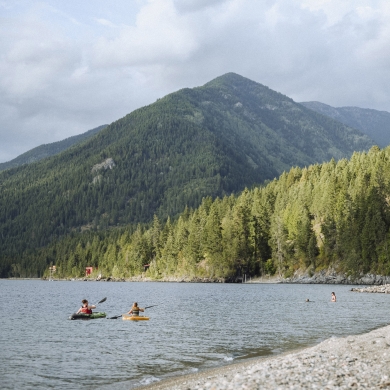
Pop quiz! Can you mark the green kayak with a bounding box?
[69,312,106,320]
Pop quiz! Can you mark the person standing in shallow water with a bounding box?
[128,302,144,316]
[331,292,336,302]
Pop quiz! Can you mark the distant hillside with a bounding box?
[0,73,375,277]
[0,125,108,171]
[34,146,390,282]
[300,101,390,148]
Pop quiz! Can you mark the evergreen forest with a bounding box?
[0,73,377,278]
[6,146,390,281]
[301,101,390,149]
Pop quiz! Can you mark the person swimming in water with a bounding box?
[331,292,336,302]
[127,302,145,317]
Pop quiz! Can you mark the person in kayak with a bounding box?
[76,299,96,314]
[127,302,144,317]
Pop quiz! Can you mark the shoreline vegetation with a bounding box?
[140,325,390,390]
[5,147,390,283]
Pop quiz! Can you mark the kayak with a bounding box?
[69,312,107,320]
[122,314,149,321]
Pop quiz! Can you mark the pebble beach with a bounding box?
[142,324,390,389]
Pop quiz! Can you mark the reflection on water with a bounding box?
[1,280,389,389]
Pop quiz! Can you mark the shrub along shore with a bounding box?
[141,325,390,390]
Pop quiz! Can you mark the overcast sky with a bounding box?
[1,0,390,163]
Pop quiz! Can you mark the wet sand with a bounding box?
[140,324,390,389]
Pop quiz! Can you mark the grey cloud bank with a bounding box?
[1,0,390,163]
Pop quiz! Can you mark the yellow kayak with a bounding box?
[122,314,150,321]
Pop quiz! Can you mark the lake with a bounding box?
[1,279,389,389]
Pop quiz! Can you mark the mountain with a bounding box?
[0,125,108,172]
[300,101,390,148]
[35,146,390,282]
[0,72,375,277]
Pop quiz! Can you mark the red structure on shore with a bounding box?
[85,267,94,276]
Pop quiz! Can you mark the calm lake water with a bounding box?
[1,279,390,389]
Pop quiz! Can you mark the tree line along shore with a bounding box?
[5,146,390,282]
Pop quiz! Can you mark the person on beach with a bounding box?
[76,299,96,314]
[331,292,336,302]
[128,302,144,317]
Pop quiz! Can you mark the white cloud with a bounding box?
[92,1,199,68]
[95,18,118,28]
[1,0,390,162]
[173,0,229,13]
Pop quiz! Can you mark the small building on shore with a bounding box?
[85,267,94,276]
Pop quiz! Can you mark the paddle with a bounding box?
[94,297,107,306]
[107,315,122,319]
[107,304,158,319]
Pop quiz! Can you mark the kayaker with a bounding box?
[76,299,96,314]
[128,302,144,317]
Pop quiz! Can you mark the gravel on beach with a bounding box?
[142,325,390,389]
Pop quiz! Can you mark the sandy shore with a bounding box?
[140,325,390,389]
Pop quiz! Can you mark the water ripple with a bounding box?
[1,280,389,389]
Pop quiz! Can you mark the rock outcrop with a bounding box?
[280,270,390,285]
[351,284,390,293]
[91,158,115,174]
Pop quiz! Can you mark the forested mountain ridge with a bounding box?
[0,72,375,277]
[196,74,373,171]
[24,146,390,281]
[300,101,390,148]
[0,125,108,172]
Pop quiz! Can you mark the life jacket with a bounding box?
[131,307,140,316]
[80,306,92,314]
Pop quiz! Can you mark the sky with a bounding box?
[1,0,390,163]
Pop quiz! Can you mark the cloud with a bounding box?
[94,18,118,28]
[1,0,390,162]
[92,1,199,68]
[173,0,229,13]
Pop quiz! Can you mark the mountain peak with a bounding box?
[202,73,294,108]
[0,73,375,277]
[204,72,265,89]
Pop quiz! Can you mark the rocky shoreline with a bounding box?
[40,269,390,285]
[42,276,227,283]
[141,325,390,389]
[280,270,390,285]
[351,284,390,293]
